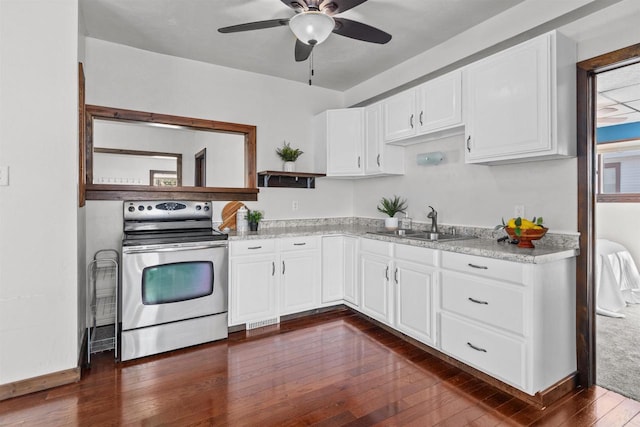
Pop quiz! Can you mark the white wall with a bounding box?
[596,203,640,268]
[352,137,578,232]
[0,0,79,384]
[83,38,353,259]
[346,0,640,233]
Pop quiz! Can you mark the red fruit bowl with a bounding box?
[504,227,548,248]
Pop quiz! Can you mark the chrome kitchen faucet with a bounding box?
[427,206,438,233]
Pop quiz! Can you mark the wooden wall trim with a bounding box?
[78,63,86,207]
[0,367,80,401]
[575,42,640,389]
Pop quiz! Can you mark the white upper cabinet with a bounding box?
[383,70,464,145]
[463,31,576,164]
[383,90,418,142]
[316,108,364,176]
[417,70,463,134]
[364,103,404,175]
[314,107,403,178]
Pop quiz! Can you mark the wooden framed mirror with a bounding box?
[83,105,258,202]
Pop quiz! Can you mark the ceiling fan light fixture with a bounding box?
[289,11,335,45]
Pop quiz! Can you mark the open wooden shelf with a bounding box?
[257,171,326,189]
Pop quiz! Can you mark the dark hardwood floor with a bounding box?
[2,308,640,426]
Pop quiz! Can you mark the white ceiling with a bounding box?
[597,62,640,127]
[79,0,526,91]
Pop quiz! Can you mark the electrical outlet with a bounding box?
[514,204,525,218]
[0,166,8,186]
[292,200,299,211]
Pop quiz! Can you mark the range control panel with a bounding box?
[123,201,212,221]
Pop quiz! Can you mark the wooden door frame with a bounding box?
[576,43,640,388]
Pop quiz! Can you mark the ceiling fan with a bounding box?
[218,0,392,63]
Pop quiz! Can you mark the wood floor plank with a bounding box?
[1,310,638,426]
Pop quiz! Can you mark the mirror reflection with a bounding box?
[92,119,245,188]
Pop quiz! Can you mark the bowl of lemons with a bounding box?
[498,217,547,248]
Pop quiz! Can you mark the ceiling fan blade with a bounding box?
[332,17,391,44]
[281,1,309,12]
[295,39,314,62]
[320,0,369,15]
[218,18,289,33]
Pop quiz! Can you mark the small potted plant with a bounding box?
[276,141,304,172]
[377,195,408,230]
[247,209,263,231]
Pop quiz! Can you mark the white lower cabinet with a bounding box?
[359,238,437,346]
[360,246,393,325]
[321,235,359,307]
[230,233,576,398]
[229,237,320,326]
[438,251,576,395]
[279,237,321,316]
[394,256,436,346]
[229,239,278,326]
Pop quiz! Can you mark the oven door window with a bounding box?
[142,261,213,305]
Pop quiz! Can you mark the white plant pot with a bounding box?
[385,217,399,230]
[283,161,295,172]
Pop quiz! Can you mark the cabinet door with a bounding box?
[326,109,364,175]
[383,90,417,142]
[360,252,392,325]
[321,236,344,303]
[343,236,359,306]
[364,103,383,174]
[229,254,277,326]
[280,250,320,316]
[417,70,462,133]
[394,259,436,346]
[365,103,405,175]
[464,35,551,163]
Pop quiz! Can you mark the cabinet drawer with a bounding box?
[230,239,276,256]
[395,244,437,267]
[440,314,525,389]
[441,272,525,335]
[360,238,392,256]
[279,236,319,252]
[441,251,524,283]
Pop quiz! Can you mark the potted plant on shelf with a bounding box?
[247,210,263,231]
[276,141,304,172]
[377,195,407,231]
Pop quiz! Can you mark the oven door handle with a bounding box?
[123,242,228,254]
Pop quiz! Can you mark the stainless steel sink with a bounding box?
[367,229,476,242]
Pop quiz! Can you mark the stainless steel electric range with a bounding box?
[120,201,228,361]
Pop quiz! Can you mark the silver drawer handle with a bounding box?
[248,246,262,250]
[468,297,488,305]
[468,263,488,270]
[293,242,306,246]
[467,342,487,353]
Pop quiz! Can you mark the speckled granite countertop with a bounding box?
[226,223,578,264]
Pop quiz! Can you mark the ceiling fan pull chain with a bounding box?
[308,51,314,86]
